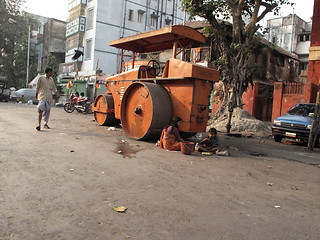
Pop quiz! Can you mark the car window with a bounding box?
[18,89,35,93]
[288,104,315,116]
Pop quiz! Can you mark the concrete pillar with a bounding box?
[310,0,320,47]
[272,82,284,122]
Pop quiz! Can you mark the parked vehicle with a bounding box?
[0,78,10,102]
[64,93,90,114]
[10,88,38,104]
[91,25,219,140]
[272,103,319,146]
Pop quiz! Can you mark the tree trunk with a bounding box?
[212,42,254,129]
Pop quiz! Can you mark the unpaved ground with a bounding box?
[0,102,319,240]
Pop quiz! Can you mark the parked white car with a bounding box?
[10,88,38,104]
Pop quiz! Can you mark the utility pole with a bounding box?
[26,25,31,88]
[307,82,320,150]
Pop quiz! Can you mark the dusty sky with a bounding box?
[23,0,68,21]
[269,0,314,22]
[23,0,314,23]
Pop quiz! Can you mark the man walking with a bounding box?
[35,67,60,131]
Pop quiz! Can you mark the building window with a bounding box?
[299,34,311,42]
[138,11,144,23]
[299,62,309,74]
[68,0,86,11]
[128,9,134,21]
[272,37,277,44]
[32,24,39,31]
[305,34,310,41]
[87,7,94,29]
[299,35,304,42]
[151,15,158,27]
[165,18,172,26]
[85,39,92,60]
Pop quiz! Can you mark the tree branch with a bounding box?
[205,13,229,50]
[244,0,261,35]
[257,2,278,22]
[238,0,247,9]
[225,0,236,8]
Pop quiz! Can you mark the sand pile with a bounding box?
[207,108,272,137]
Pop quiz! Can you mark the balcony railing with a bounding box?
[283,82,305,95]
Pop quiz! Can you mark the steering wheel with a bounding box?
[147,60,161,77]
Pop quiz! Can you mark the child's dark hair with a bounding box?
[209,127,217,135]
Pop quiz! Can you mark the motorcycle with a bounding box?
[64,94,90,114]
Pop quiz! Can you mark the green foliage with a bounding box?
[181,0,293,107]
[29,62,38,82]
[182,0,293,21]
[13,34,28,88]
[45,52,58,83]
[0,0,31,88]
[45,52,58,70]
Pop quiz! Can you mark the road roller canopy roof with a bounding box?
[109,25,206,53]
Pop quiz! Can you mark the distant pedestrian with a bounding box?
[35,67,60,131]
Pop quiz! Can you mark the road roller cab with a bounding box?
[91,25,220,140]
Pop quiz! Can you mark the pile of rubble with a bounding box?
[207,108,272,137]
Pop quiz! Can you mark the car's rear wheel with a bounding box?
[274,135,283,142]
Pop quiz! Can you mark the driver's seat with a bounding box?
[137,65,157,79]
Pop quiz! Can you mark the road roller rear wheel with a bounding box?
[93,94,120,126]
[120,82,172,140]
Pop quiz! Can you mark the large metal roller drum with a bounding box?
[120,82,172,140]
[93,94,120,126]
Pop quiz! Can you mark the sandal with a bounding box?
[36,126,40,131]
[44,124,50,129]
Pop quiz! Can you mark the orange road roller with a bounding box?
[91,25,220,140]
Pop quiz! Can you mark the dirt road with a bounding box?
[0,102,319,240]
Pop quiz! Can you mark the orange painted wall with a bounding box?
[307,58,320,90]
[242,83,258,116]
[271,82,316,121]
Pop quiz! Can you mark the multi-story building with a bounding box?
[27,14,66,74]
[264,14,312,75]
[42,19,67,70]
[61,0,187,76]
[27,13,49,72]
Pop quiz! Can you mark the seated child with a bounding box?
[198,127,219,153]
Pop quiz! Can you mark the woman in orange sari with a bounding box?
[159,116,184,151]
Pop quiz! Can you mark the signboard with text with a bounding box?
[66,16,86,37]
